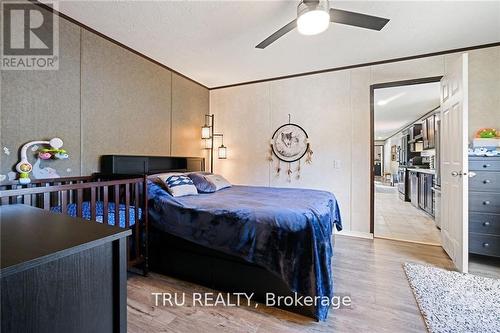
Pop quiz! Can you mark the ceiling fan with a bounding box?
[256,0,390,49]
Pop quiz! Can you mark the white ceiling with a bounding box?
[374,82,441,140]
[52,1,500,88]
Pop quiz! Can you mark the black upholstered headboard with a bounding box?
[100,155,205,175]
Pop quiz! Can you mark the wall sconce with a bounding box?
[201,114,228,172]
[218,144,227,159]
[201,126,211,139]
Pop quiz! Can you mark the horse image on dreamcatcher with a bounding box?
[268,115,313,182]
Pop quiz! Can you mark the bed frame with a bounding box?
[101,155,317,319]
[0,174,148,274]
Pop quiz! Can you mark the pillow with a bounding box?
[162,175,198,197]
[188,173,231,193]
[148,172,182,188]
[149,172,183,181]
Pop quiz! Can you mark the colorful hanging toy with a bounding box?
[15,138,68,184]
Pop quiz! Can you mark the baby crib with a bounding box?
[0,174,148,274]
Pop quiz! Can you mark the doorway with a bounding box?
[370,76,443,245]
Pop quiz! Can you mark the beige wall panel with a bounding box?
[171,73,209,158]
[371,55,445,84]
[269,72,352,229]
[349,67,372,233]
[0,17,81,178]
[210,47,500,234]
[80,30,172,174]
[211,83,271,186]
[467,47,500,140]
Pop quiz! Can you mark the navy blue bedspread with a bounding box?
[148,181,342,320]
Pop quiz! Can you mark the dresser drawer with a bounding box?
[469,192,500,213]
[469,233,500,257]
[469,159,500,172]
[469,213,500,235]
[469,171,500,192]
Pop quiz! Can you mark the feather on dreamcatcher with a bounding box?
[268,115,313,182]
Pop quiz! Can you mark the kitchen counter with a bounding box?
[407,168,436,175]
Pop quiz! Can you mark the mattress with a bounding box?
[147,181,342,320]
[51,201,141,228]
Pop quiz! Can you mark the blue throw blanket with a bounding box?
[148,181,342,320]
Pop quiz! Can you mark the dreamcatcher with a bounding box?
[267,115,313,182]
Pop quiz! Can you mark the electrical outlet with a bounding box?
[333,160,341,169]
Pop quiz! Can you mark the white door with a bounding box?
[440,53,469,273]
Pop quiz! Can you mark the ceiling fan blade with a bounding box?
[256,19,297,49]
[330,8,389,31]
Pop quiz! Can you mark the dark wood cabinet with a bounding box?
[422,115,436,150]
[0,205,131,333]
[409,170,434,216]
[419,173,434,216]
[427,115,436,149]
[409,124,422,142]
[410,171,419,207]
[422,119,428,148]
[419,173,426,210]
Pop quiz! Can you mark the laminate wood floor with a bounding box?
[127,236,498,333]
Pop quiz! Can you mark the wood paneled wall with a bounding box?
[210,46,500,235]
[1,5,209,178]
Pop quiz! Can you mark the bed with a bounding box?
[148,182,342,320]
[101,155,342,321]
[0,174,148,273]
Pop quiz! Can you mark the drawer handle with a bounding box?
[483,164,491,168]
[483,179,491,184]
[482,243,490,248]
[483,221,490,227]
[483,201,490,205]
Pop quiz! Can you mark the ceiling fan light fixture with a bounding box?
[297,0,330,36]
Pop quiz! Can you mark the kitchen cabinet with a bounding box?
[399,132,408,165]
[422,119,427,148]
[419,173,434,216]
[409,124,422,142]
[410,171,419,207]
[427,115,436,148]
[408,170,435,216]
[422,115,436,150]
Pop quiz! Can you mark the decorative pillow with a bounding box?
[148,172,182,188]
[188,172,215,193]
[163,175,198,197]
[149,172,182,181]
[188,172,231,193]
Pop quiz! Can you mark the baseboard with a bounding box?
[334,230,374,240]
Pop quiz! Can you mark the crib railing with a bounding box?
[0,175,148,274]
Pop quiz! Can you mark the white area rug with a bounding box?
[403,263,500,333]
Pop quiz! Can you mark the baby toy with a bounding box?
[15,138,68,184]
